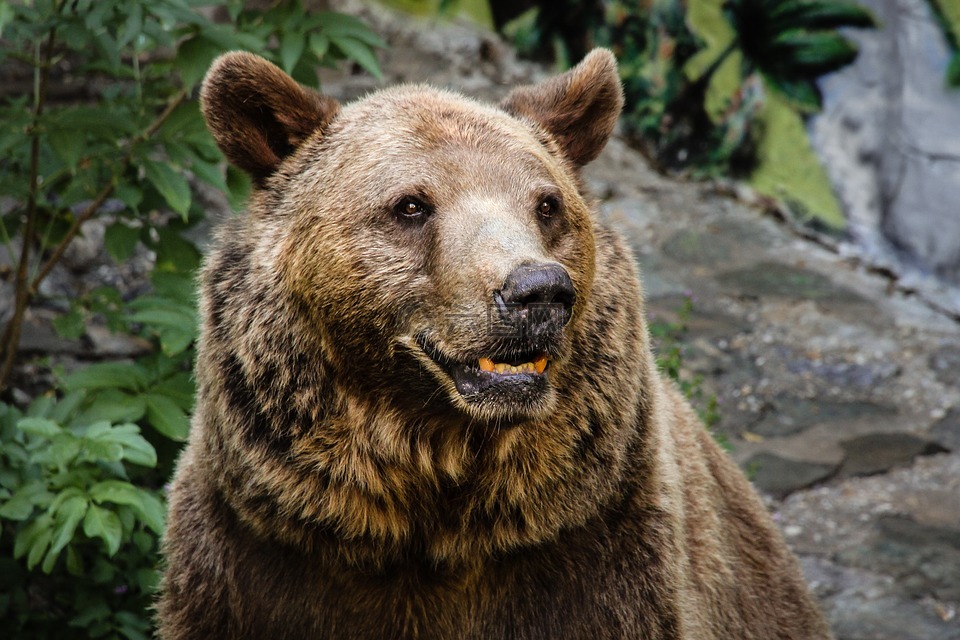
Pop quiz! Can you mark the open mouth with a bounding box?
[416,335,551,404]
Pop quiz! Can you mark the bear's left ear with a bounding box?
[500,48,624,168]
[200,52,340,188]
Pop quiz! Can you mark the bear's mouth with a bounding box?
[415,334,551,405]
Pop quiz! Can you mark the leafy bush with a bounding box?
[0,1,383,637]
[501,0,873,180]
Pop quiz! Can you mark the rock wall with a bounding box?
[810,0,960,315]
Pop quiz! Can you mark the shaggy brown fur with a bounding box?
[157,49,833,639]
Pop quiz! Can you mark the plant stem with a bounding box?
[0,26,58,392]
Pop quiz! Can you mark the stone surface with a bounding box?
[810,0,960,315]
[743,451,838,498]
[838,433,949,478]
[753,397,898,438]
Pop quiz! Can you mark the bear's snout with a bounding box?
[494,262,575,339]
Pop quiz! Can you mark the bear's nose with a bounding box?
[496,263,576,333]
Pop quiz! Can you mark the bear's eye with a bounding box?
[537,196,560,220]
[394,196,430,221]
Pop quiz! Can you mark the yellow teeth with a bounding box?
[477,355,549,375]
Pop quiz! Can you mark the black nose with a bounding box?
[497,263,576,333]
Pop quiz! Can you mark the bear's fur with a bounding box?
[157,49,833,639]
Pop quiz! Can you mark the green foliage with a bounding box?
[503,0,873,209]
[926,0,960,88]
[648,297,722,435]
[0,0,384,637]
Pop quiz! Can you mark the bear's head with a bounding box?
[201,49,623,425]
[197,50,654,563]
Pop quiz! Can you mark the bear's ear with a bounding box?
[200,52,340,187]
[500,48,623,167]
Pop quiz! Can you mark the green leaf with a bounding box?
[89,480,143,507]
[49,495,89,560]
[83,504,123,556]
[62,362,149,393]
[329,35,383,79]
[145,393,190,441]
[23,520,54,570]
[316,11,388,48]
[52,306,86,340]
[18,417,62,438]
[762,73,823,112]
[280,30,307,73]
[73,389,147,426]
[143,159,191,220]
[0,481,51,521]
[769,0,876,33]
[14,514,51,560]
[36,432,82,467]
[90,481,165,535]
[769,31,859,75]
[0,2,14,35]
[105,222,141,262]
[90,423,158,468]
[176,35,222,90]
[133,491,165,535]
[48,390,87,424]
[948,52,960,88]
[48,128,86,170]
[66,544,84,576]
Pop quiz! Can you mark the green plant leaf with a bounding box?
[133,491,165,535]
[90,423,158,468]
[18,417,62,438]
[280,30,307,72]
[143,159,191,220]
[48,390,87,424]
[0,483,46,521]
[145,393,189,441]
[49,495,89,562]
[329,35,383,79]
[83,504,123,556]
[769,0,876,32]
[769,31,858,75]
[105,222,141,262]
[52,305,86,340]
[317,11,388,48]
[73,389,147,425]
[62,362,149,393]
[762,73,823,112]
[948,52,960,88]
[48,127,86,170]
[176,35,222,90]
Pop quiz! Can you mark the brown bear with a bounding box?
[157,49,833,639]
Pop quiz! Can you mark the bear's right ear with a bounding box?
[500,48,623,168]
[200,52,340,187]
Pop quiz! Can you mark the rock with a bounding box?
[931,407,960,451]
[929,344,960,388]
[836,514,960,604]
[810,0,960,315]
[783,351,900,390]
[743,451,838,498]
[838,433,949,478]
[717,262,867,304]
[754,396,898,438]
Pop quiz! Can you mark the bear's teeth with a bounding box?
[477,356,548,375]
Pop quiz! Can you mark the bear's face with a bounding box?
[201,50,623,425]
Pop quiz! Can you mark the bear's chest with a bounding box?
[229,517,681,640]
